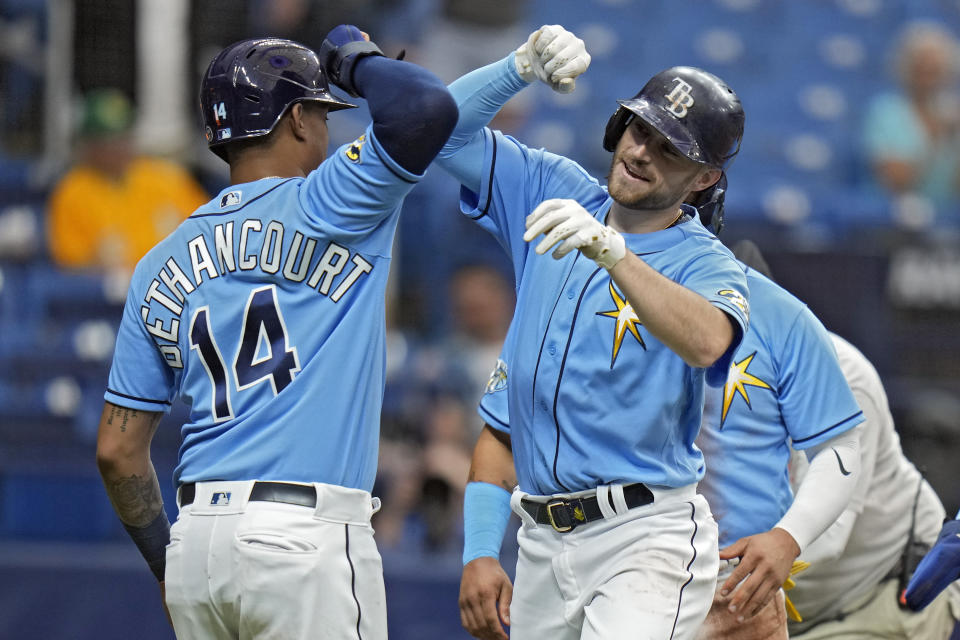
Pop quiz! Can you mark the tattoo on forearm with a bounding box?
[107,473,164,527]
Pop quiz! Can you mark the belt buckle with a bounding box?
[546,500,574,533]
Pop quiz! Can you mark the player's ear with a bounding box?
[693,167,721,192]
[288,103,309,142]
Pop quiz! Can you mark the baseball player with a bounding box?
[94,27,457,639]
[691,239,864,639]
[476,234,865,640]
[781,330,960,637]
[436,26,750,640]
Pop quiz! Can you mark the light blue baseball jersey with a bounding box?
[105,127,419,491]
[463,128,750,495]
[696,265,864,547]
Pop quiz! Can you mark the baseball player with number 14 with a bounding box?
[95,26,457,639]
[435,25,750,640]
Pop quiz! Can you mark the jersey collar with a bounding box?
[601,200,702,254]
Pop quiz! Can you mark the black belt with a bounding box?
[179,481,317,508]
[520,483,654,533]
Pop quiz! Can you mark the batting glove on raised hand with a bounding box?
[318,24,383,97]
[514,25,590,93]
[523,199,626,269]
[904,519,960,611]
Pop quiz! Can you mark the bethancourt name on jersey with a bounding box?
[140,218,373,368]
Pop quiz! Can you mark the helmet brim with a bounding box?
[313,91,356,112]
[617,97,708,166]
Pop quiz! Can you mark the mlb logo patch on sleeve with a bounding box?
[220,191,242,208]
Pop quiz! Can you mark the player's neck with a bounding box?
[230,159,307,185]
[607,202,685,235]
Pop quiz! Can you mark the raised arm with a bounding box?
[436,25,591,192]
[320,25,459,175]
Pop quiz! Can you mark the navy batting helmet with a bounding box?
[604,66,744,234]
[602,66,744,169]
[200,38,356,161]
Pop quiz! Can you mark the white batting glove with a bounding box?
[523,199,626,269]
[514,25,591,93]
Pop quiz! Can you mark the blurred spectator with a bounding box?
[420,393,474,549]
[45,88,208,274]
[438,263,515,409]
[862,21,960,222]
[375,263,513,553]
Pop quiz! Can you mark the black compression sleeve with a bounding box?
[123,510,171,582]
[352,56,458,176]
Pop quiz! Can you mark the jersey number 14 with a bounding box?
[189,286,301,422]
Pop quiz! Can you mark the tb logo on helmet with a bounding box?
[664,78,695,118]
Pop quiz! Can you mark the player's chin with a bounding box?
[610,189,658,211]
[609,176,655,207]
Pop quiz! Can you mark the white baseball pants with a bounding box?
[508,483,719,640]
[164,480,386,640]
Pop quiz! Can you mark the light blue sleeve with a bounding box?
[433,53,608,281]
[437,54,530,193]
[105,271,177,412]
[778,308,865,448]
[458,129,608,283]
[478,356,510,435]
[300,126,420,243]
[678,250,751,386]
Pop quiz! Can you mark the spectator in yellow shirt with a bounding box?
[47,89,208,273]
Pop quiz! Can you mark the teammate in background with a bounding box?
[437,25,751,640]
[95,27,457,639]
[753,260,960,637]
[692,239,864,639]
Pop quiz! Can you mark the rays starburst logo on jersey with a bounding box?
[345,134,366,163]
[721,351,772,426]
[597,281,645,368]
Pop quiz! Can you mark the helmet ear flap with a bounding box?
[603,107,632,152]
[686,173,727,235]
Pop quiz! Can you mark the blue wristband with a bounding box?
[463,482,512,565]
